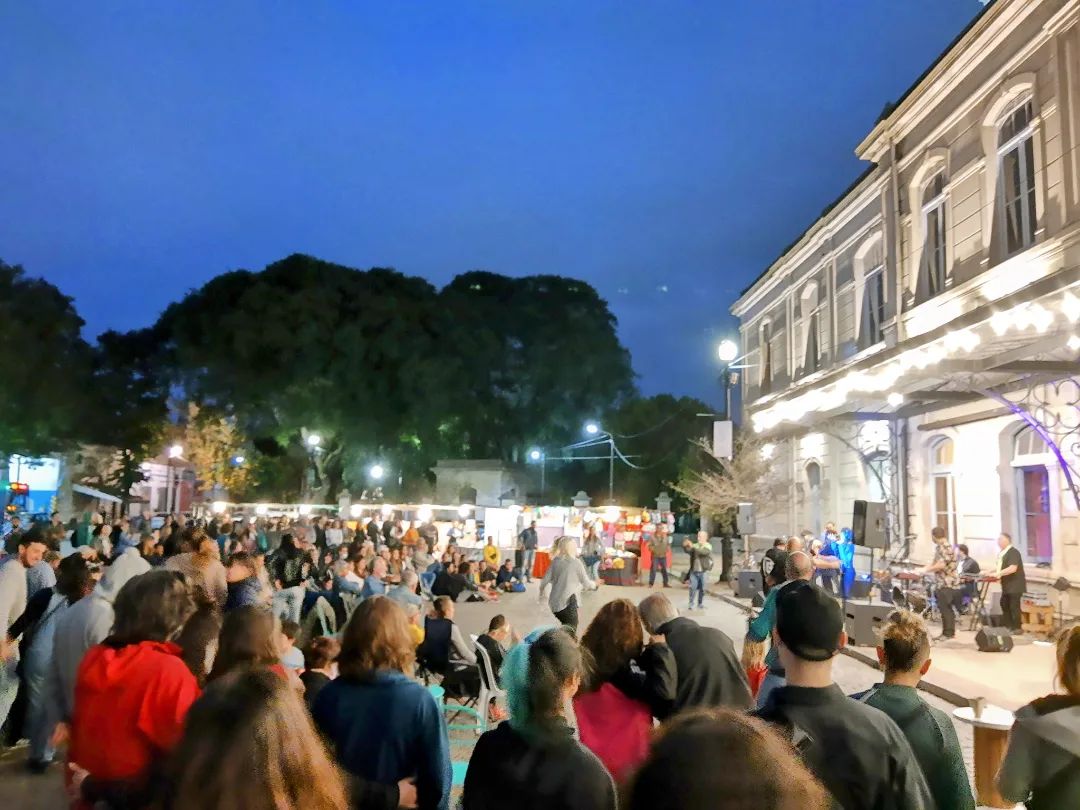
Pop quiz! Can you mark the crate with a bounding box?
[1021,602,1055,637]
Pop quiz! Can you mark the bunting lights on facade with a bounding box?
[751,290,1080,433]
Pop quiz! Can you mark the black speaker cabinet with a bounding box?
[844,602,895,647]
[736,569,763,600]
[975,627,1013,652]
[852,500,888,550]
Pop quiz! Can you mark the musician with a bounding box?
[994,532,1026,633]
[956,544,980,606]
[915,527,960,641]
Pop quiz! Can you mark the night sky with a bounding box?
[2,2,982,406]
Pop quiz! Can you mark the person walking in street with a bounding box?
[997,623,1080,807]
[853,610,974,810]
[538,536,598,634]
[682,531,713,611]
[916,526,961,640]
[0,530,50,731]
[747,551,814,708]
[755,581,934,810]
[647,524,671,588]
[638,592,752,718]
[271,534,307,625]
[517,521,538,583]
[994,532,1026,633]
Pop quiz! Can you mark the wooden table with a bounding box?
[952,705,1015,808]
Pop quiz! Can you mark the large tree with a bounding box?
[0,260,91,457]
[438,271,636,460]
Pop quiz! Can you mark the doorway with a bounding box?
[1017,465,1052,562]
[805,462,822,535]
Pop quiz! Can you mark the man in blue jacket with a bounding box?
[747,551,813,708]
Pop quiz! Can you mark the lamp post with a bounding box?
[528,448,546,499]
[166,444,183,515]
[583,423,614,502]
[717,339,739,421]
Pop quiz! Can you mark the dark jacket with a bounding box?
[300,670,331,710]
[853,683,974,810]
[312,671,451,810]
[420,617,453,673]
[655,616,752,718]
[757,684,934,810]
[463,720,615,810]
[224,575,264,611]
[476,634,505,682]
[606,648,678,719]
[431,570,470,602]
[998,694,1080,809]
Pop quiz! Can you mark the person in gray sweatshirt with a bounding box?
[998,624,1080,809]
[43,547,151,732]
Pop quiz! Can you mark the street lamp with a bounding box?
[583,422,614,502]
[166,444,183,515]
[369,464,385,481]
[717,339,739,364]
[717,339,740,421]
[528,448,546,500]
[306,433,321,448]
[232,455,245,466]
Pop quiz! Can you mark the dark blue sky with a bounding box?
[2,2,982,406]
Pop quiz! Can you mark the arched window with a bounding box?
[798,283,823,374]
[997,99,1037,256]
[1011,426,1052,562]
[1013,425,1048,458]
[855,234,886,350]
[920,173,948,301]
[930,437,957,544]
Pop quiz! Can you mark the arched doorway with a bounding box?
[929,437,957,544]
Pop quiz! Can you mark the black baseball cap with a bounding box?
[775,581,844,661]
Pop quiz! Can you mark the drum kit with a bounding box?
[885,562,998,630]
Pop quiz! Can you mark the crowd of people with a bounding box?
[0,510,1078,809]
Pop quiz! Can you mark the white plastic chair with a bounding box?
[473,640,506,734]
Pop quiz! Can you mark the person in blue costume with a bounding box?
[837,527,856,598]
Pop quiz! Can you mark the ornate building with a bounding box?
[732,0,1080,581]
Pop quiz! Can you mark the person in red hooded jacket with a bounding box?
[69,570,198,796]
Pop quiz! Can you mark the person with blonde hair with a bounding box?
[852,610,973,809]
[998,623,1080,807]
[165,527,228,609]
[538,536,598,633]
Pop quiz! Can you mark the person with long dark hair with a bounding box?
[463,626,615,810]
[574,598,676,781]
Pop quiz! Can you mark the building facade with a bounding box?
[732,0,1080,582]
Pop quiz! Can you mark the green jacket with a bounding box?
[746,580,785,673]
[855,683,975,810]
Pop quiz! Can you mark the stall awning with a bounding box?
[72,484,122,504]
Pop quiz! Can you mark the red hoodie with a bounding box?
[70,640,200,782]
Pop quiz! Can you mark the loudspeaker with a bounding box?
[843,601,895,647]
[852,500,888,550]
[736,569,763,600]
[736,503,756,536]
[975,627,1014,653]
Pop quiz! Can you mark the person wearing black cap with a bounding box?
[756,581,934,810]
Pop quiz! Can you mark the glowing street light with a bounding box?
[457,504,471,518]
[584,422,600,436]
[369,464,385,480]
[717,339,739,364]
[232,455,245,465]
[887,392,904,407]
[305,433,322,448]
[167,444,184,459]
[529,448,542,461]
